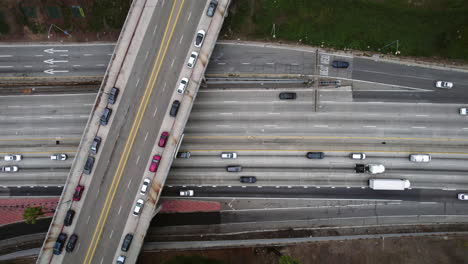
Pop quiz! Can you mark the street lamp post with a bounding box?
[47,24,72,39]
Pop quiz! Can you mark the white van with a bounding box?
[409,154,431,163]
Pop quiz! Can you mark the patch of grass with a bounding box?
[88,0,131,31]
[0,12,10,35]
[222,0,468,61]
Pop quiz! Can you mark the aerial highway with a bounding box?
[36,0,230,263]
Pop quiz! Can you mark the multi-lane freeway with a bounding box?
[2,87,468,191]
[1,7,468,264]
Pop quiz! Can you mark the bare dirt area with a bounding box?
[139,234,468,264]
[0,0,124,43]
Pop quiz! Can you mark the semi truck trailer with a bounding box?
[369,179,410,190]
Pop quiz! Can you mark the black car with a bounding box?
[206,0,218,17]
[279,92,297,100]
[108,87,120,105]
[121,233,133,252]
[53,233,67,255]
[306,152,324,159]
[170,100,180,117]
[226,165,242,172]
[176,151,191,159]
[83,156,95,175]
[240,176,256,183]
[90,136,101,155]
[64,209,75,226]
[66,234,78,253]
[331,60,349,68]
[100,108,112,126]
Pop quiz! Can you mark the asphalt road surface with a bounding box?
[1,42,467,102]
[2,88,468,189]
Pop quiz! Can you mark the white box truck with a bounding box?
[369,179,410,190]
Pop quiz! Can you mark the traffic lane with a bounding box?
[0,43,114,77]
[2,186,63,196]
[165,168,468,189]
[352,58,468,103]
[170,156,468,171]
[161,186,466,203]
[353,90,468,104]
[207,43,316,75]
[354,57,468,84]
[177,142,468,156]
[183,120,468,139]
[95,0,208,260]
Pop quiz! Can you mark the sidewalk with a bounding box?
[0,198,58,226]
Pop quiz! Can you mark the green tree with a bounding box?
[23,206,44,224]
[279,255,301,264]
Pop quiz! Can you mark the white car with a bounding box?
[177,78,189,94]
[460,108,467,115]
[435,81,453,89]
[2,165,18,172]
[194,30,206,48]
[187,51,198,68]
[179,190,194,196]
[140,178,151,195]
[50,153,67,161]
[409,154,431,163]
[367,164,385,174]
[458,193,468,200]
[350,153,366,160]
[221,152,237,159]
[133,199,145,216]
[116,255,126,264]
[4,154,22,161]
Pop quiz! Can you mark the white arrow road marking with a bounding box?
[44,69,69,75]
[43,48,68,54]
[43,59,68,64]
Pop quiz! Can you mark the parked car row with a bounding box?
[53,233,78,255]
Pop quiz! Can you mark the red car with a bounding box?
[149,155,161,172]
[73,185,84,201]
[158,132,169,147]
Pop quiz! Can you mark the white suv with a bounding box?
[458,193,467,200]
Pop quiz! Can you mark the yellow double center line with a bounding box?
[83,1,185,263]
